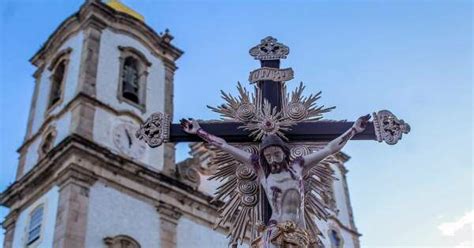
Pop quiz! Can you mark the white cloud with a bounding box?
[438,210,474,236]
[454,240,472,248]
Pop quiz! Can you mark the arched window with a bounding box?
[47,48,71,111]
[329,228,343,248]
[104,235,141,248]
[27,205,44,245]
[49,60,66,107]
[117,46,151,112]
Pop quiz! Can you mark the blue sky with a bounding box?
[0,0,472,247]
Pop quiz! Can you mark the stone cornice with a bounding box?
[17,93,144,154]
[2,134,224,231]
[156,201,183,224]
[56,163,98,189]
[1,209,18,229]
[30,0,182,68]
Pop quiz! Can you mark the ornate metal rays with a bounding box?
[208,146,261,245]
[208,82,335,141]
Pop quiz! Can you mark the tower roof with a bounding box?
[106,0,144,22]
[29,0,183,67]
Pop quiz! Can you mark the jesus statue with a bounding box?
[180,114,370,248]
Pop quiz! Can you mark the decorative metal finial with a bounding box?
[373,110,411,145]
[249,36,290,60]
[136,112,170,147]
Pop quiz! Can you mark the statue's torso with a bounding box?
[260,162,306,228]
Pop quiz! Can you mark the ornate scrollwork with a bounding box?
[373,110,411,145]
[209,81,334,141]
[242,145,259,154]
[241,195,258,207]
[187,168,200,182]
[236,103,255,121]
[236,165,256,180]
[249,36,290,61]
[135,112,170,148]
[290,145,311,159]
[238,181,258,195]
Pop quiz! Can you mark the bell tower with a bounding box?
[1,1,185,247]
[15,0,182,179]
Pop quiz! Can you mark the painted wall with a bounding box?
[23,27,168,175]
[313,162,359,248]
[93,108,163,169]
[95,28,166,118]
[31,31,83,135]
[21,31,83,176]
[177,217,229,248]
[85,182,160,248]
[93,28,166,171]
[197,174,220,197]
[22,112,71,175]
[11,186,59,248]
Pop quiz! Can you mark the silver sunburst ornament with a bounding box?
[208,81,334,141]
[243,99,294,140]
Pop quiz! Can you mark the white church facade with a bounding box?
[0,1,361,247]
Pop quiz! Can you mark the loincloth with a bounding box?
[251,221,315,248]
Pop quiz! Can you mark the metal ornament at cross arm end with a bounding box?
[136,112,170,148]
[372,110,411,145]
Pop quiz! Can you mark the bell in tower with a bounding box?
[121,56,140,104]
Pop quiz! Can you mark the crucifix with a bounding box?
[136,36,410,248]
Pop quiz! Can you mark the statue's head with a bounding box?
[260,135,291,176]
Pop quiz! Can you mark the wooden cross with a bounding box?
[136,36,410,223]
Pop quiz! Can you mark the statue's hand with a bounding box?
[180,118,201,134]
[353,114,371,133]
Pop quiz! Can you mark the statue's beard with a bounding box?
[269,161,288,174]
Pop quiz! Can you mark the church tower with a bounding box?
[0,1,193,247]
[1,1,361,247]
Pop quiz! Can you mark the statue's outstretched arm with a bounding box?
[302,114,370,173]
[181,118,252,164]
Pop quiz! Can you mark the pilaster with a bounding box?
[16,152,27,180]
[52,165,97,248]
[70,101,95,140]
[76,17,105,96]
[157,201,182,248]
[25,67,44,140]
[162,62,177,176]
[16,67,45,180]
[2,210,18,248]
